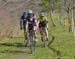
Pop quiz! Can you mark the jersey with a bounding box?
[20,12,27,28]
[26,16,37,27]
[38,16,48,28]
[38,16,47,22]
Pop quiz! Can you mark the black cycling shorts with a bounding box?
[39,21,47,28]
[28,24,34,32]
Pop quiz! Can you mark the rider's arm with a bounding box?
[26,21,28,32]
[20,17,23,30]
[45,17,48,30]
[37,18,40,27]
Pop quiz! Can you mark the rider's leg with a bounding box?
[34,26,38,42]
[35,31,38,42]
[46,28,48,41]
[40,27,43,41]
[45,23,48,41]
[25,32,29,46]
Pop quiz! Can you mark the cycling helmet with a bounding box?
[28,9,33,14]
[27,9,34,17]
[40,12,45,16]
[40,10,45,16]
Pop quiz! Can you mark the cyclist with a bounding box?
[38,11,48,41]
[20,12,27,30]
[20,12,28,46]
[25,10,37,46]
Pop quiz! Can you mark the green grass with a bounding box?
[0,14,75,59]
[0,30,74,59]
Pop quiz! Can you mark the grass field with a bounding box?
[0,15,75,59]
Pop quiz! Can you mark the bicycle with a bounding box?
[28,28,36,53]
[40,27,47,47]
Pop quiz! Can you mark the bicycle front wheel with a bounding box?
[30,30,35,53]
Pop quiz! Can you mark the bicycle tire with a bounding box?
[29,30,35,53]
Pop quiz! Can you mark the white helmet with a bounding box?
[28,9,33,14]
[40,12,45,16]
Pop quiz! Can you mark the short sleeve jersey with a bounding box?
[38,16,47,22]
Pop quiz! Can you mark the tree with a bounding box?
[39,0,60,26]
[61,0,74,32]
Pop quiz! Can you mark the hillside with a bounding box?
[0,0,41,38]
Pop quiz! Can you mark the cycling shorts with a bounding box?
[39,20,47,28]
